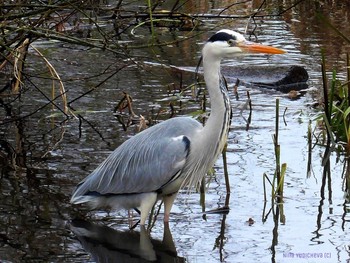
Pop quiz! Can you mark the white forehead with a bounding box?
[216,29,246,42]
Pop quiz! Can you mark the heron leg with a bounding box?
[163,193,177,222]
[139,192,157,225]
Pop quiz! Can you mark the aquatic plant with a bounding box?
[263,99,287,203]
[312,12,350,210]
[263,99,286,226]
[317,54,350,154]
[314,54,350,202]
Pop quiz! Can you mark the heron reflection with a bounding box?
[70,219,185,262]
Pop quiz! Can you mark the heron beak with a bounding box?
[239,41,286,54]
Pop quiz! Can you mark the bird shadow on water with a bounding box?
[70,219,185,263]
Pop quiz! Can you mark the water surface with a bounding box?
[1,1,350,262]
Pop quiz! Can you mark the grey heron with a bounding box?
[70,29,285,226]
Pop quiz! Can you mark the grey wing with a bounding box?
[71,117,202,199]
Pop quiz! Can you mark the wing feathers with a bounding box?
[71,117,202,203]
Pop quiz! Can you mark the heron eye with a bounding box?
[227,39,236,46]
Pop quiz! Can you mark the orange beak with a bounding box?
[239,41,286,54]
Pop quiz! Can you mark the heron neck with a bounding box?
[202,56,231,134]
[200,54,231,158]
[181,53,231,190]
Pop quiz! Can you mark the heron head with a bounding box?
[204,29,285,58]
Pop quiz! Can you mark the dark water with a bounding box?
[1,1,350,262]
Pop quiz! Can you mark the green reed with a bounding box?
[262,99,286,225]
[317,53,350,154]
[263,99,287,206]
[315,53,350,201]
